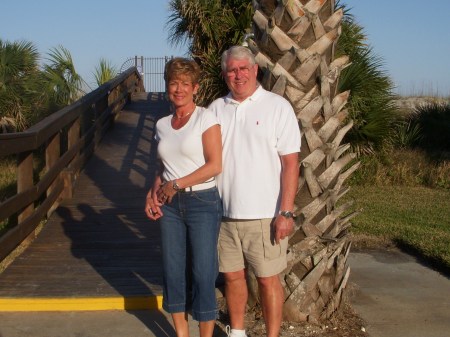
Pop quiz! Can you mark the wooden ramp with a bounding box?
[0,92,170,311]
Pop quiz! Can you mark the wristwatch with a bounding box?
[172,180,181,191]
[279,210,295,219]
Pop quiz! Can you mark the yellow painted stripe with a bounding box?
[0,296,163,311]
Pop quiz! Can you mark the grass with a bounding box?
[0,158,16,199]
[350,149,450,189]
[0,158,17,234]
[343,185,450,275]
[0,153,45,234]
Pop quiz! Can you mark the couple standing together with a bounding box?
[145,45,301,337]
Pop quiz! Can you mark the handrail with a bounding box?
[0,67,145,261]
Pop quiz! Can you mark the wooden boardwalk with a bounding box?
[0,92,171,311]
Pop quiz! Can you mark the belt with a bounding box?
[179,179,216,192]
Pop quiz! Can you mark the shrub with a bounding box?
[409,102,450,152]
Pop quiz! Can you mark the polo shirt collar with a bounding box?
[224,84,264,104]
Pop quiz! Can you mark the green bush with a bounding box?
[409,102,450,152]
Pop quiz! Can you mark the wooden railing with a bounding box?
[0,67,145,261]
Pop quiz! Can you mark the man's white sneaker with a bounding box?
[226,325,248,337]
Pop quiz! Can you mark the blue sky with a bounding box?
[1,0,449,96]
[344,0,450,96]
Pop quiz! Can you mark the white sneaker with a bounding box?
[226,325,248,337]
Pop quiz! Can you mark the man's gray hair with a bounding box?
[221,46,256,71]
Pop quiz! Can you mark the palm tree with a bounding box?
[244,0,359,322]
[93,58,118,87]
[0,39,48,132]
[43,45,83,109]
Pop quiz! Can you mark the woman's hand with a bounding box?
[156,181,178,204]
[145,188,163,220]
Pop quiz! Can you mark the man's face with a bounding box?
[223,57,258,102]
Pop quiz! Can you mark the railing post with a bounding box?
[94,94,109,145]
[17,151,34,224]
[46,132,61,216]
[61,118,81,200]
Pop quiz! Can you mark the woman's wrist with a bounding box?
[172,180,181,191]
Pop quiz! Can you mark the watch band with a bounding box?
[172,180,181,191]
[279,210,295,219]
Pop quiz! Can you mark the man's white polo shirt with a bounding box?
[209,86,301,219]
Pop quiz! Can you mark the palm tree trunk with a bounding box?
[248,0,359,323]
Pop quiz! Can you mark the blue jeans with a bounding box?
[159,187,222,322]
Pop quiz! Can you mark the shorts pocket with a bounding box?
[261,219,282,261]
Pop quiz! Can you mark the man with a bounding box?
[209,46,301,337]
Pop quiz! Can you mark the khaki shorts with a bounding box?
[218,217,288,277]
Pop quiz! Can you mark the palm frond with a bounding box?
[44,45,83,106]
[0,39,45,131]
[93,58,118,87]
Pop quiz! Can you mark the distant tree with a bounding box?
[93,58,118,87]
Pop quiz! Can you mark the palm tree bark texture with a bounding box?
[246,0,360,323]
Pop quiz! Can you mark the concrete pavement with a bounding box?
[0,309,208,337]
[348,249,450,337]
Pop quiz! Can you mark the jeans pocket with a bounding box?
[191,188,219,204]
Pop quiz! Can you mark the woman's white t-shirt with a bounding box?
[155,106,219,182]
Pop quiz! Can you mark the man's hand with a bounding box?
[274,215,294,244]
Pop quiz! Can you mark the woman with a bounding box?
[145,57,222,337]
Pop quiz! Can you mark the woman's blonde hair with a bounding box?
[164,57,200,85]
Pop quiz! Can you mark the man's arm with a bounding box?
[274,152,299,244]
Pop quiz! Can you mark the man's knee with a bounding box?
[256,274,282,290]
[224,269,246,284]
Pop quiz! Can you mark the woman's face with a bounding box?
[167,74,199,109]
